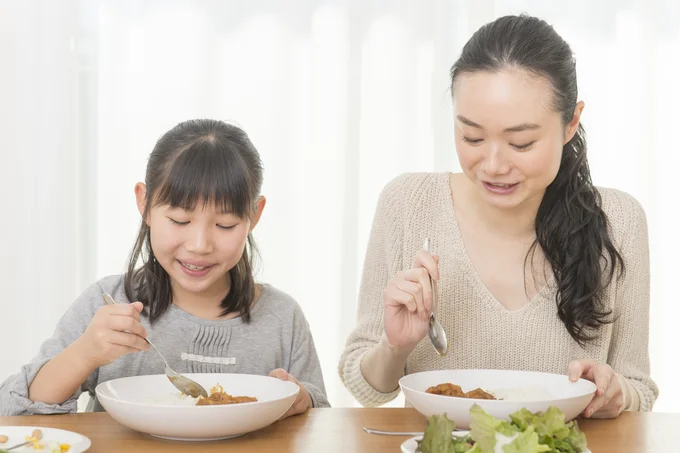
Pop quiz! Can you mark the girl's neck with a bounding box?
[171,274,234,320]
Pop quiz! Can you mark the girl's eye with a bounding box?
[217,224,237,231]
[168,218,189,226]
[511,141,535,150]
[462,136,483,145]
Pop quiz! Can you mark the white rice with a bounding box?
[145,392,200,406]
[491,386,554,401]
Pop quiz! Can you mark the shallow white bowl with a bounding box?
[96,373,299,441]
[399,369,596,429]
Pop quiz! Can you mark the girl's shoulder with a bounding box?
[255,284,309,323]
[56,274,129,328]
[94,274,129,301]
[72,273,128,306]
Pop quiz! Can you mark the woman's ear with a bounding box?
[564,101,585,144]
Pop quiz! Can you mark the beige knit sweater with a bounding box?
[339,172,658,411]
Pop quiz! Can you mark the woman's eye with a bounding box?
[217,224,237,230]
[168,218,189,226]
[511,141,535,150]
[462,136,483,145]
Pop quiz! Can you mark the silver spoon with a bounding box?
[363,428,424,436]
[423,239,448,356]
[363,427,463,436]
[102,293,208,398]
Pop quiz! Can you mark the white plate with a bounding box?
[400,434,592,453]
[0,426,91,452]
[96,373,299,441]
[400,369,596,429]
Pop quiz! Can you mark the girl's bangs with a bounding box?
[153,140,254,217]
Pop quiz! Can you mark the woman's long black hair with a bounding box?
[451,15,624,345]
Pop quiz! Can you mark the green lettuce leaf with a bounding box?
[469,404,519,452]
[417,413,457,453]
[501,426,551,453]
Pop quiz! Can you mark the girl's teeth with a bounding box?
[182,262,206,271]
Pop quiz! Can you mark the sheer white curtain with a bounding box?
[0,0,93,392]
[1,0,678,411]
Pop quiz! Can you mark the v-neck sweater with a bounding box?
[339,172,658,411]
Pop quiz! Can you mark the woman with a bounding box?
[338,14,657,418]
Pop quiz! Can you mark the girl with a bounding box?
[1,119,329,416]
[339,14,658,418]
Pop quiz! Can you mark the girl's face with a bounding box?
[136,184,265,299]
[453,68,583,211]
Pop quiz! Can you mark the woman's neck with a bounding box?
[453,173,544,240]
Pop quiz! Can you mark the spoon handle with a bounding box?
[423,239,438,315]
[145,337,172,369]
[5,441,31,451]
[363,428,424,436]
[423,239,448,356]
[103,294,169,366]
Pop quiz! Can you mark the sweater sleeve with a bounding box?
[338,174,414,407]
[0,282,104,415]
[606,192,659,411]
[287,303,330,408]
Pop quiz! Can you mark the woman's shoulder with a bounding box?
[379,172,447,198]
[596,186,647,226]
[376,172,450,215]
[596,186,647,242]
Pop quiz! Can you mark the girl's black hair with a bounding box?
[124,119,264,323]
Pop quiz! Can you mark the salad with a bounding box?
[417,404,588,453]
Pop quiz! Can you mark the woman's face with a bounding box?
[453,68,582,211]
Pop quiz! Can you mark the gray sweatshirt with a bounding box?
[0,275,329,415]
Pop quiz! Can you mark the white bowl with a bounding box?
[96,373,299,441]
[399,369,596,429]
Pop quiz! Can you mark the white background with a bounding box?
[1,0,678,411]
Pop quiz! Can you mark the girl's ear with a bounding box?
[249,196,267,232]
[134,183,149,225]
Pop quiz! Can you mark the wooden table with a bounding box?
[1,408,677,452]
